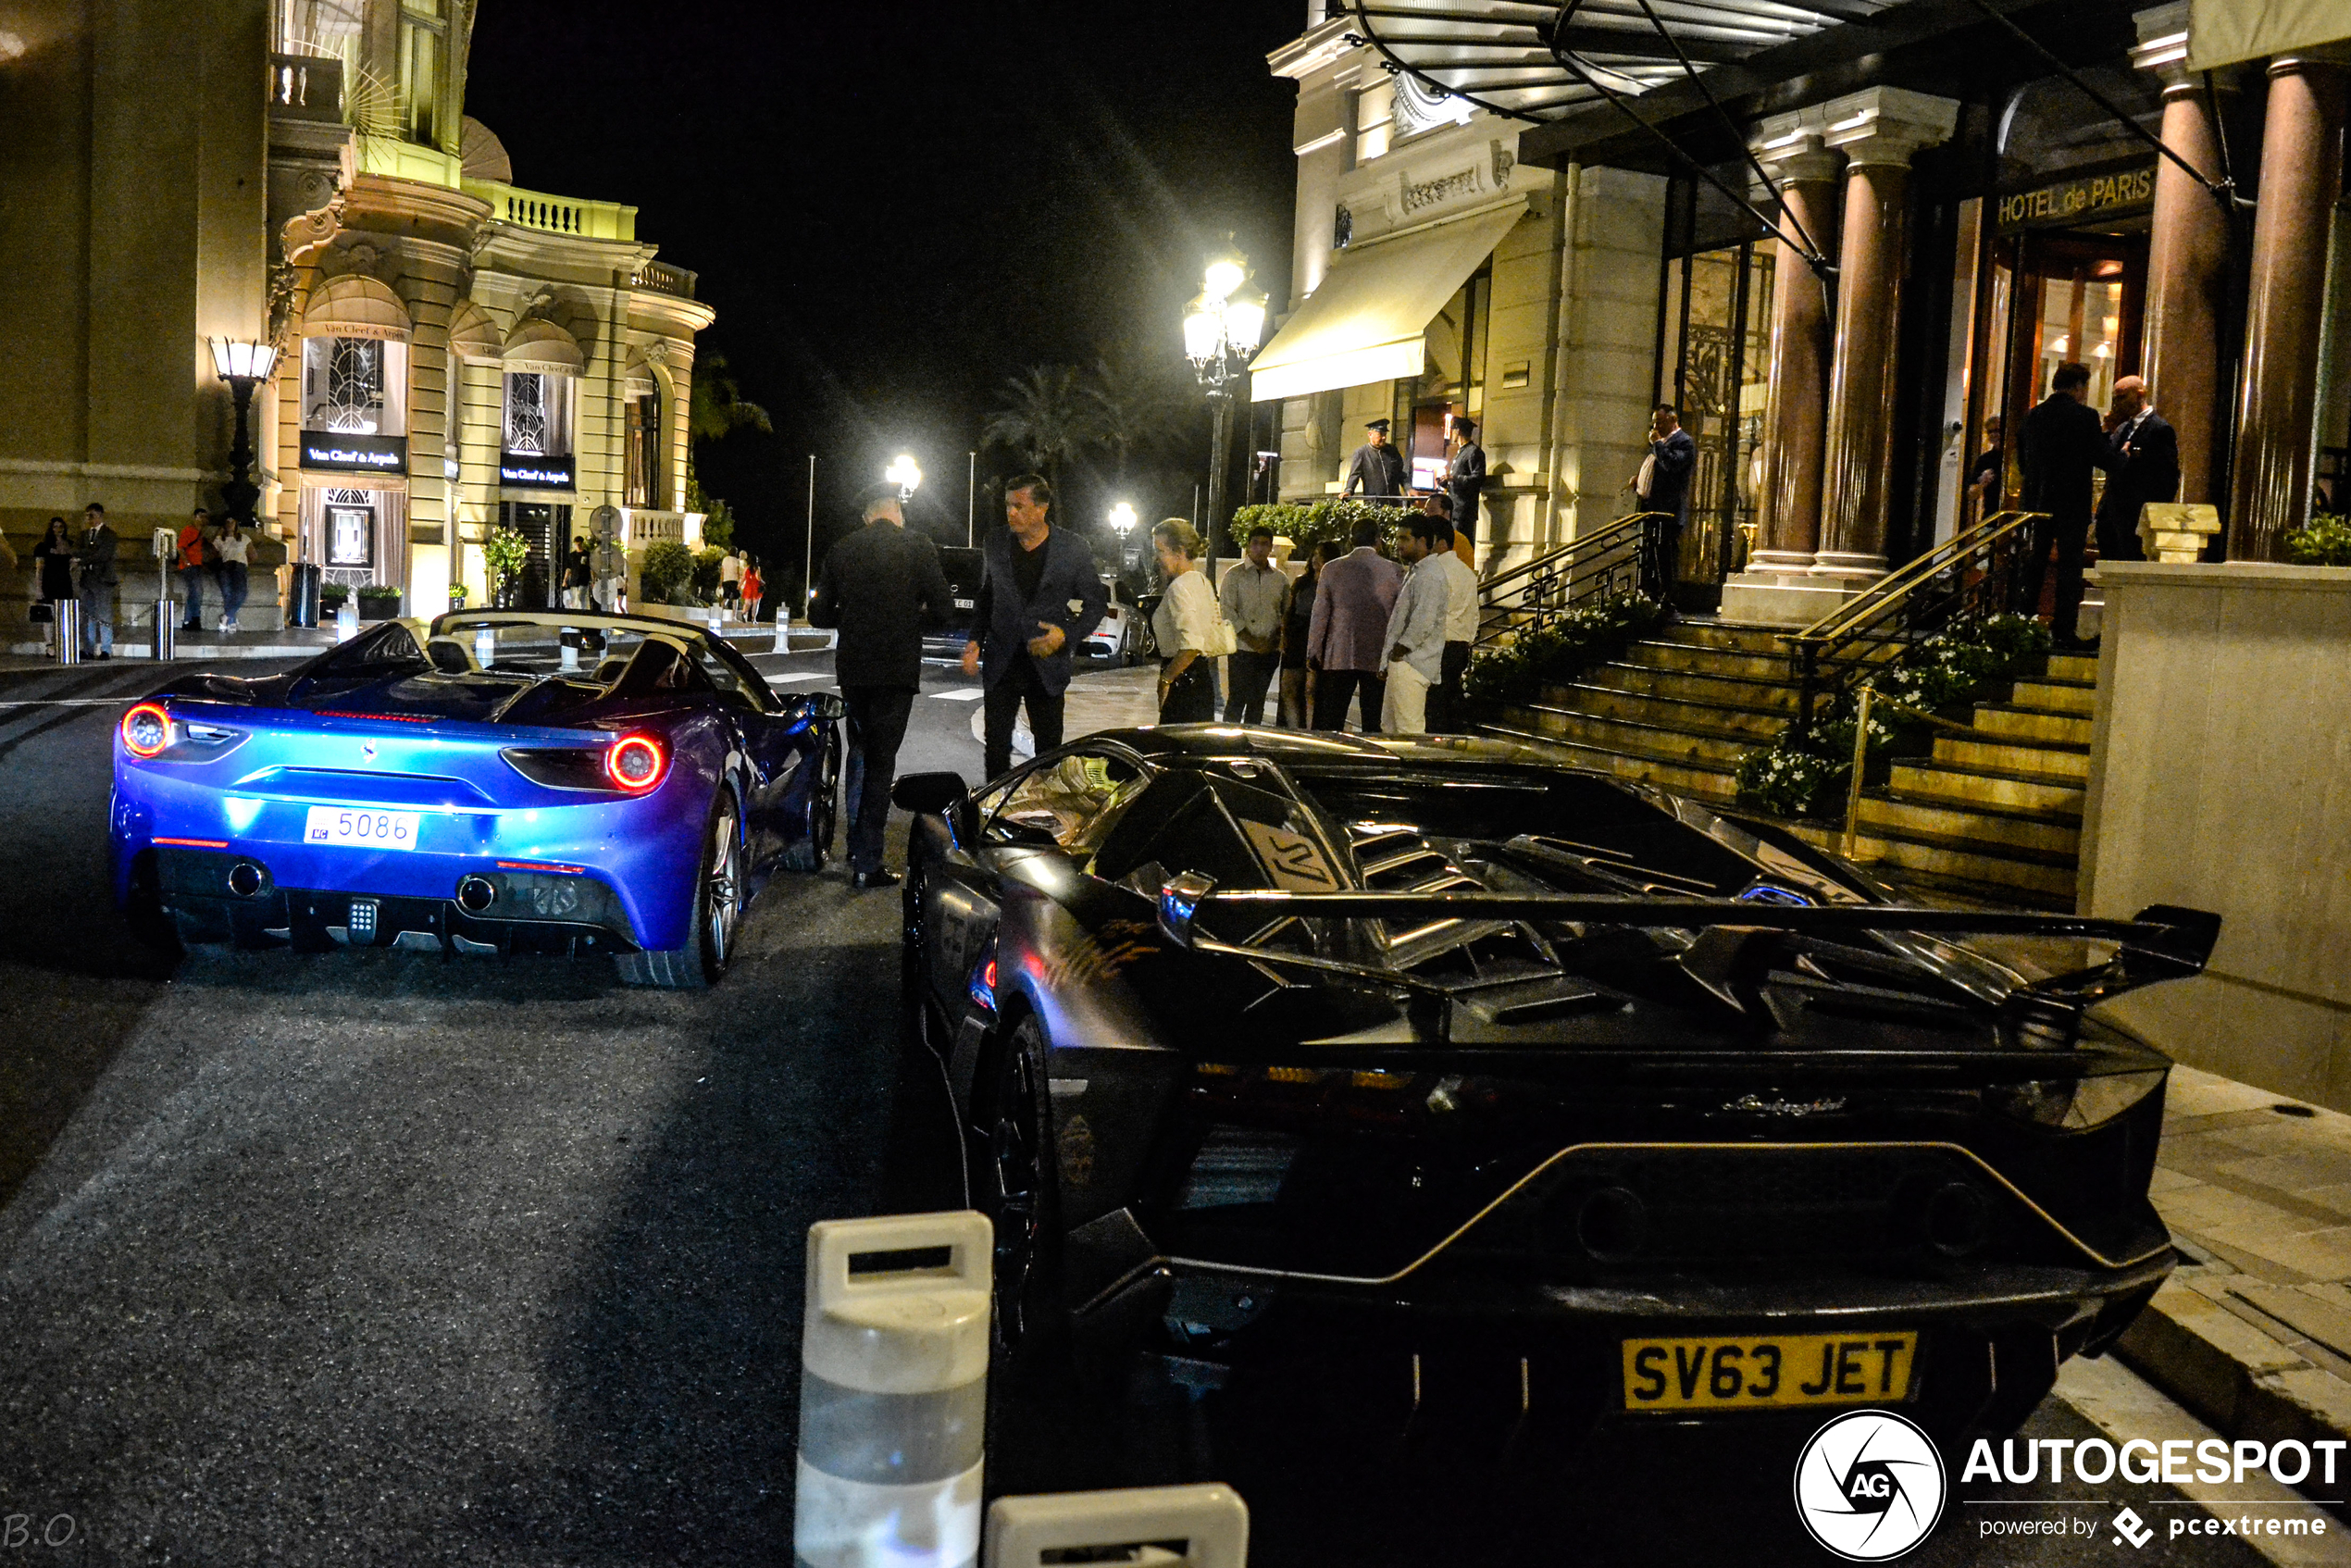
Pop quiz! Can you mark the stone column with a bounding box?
[1751,136,1844,572]
[2229,54,2351,559]
[2133,5,2238,506]
[1812,88,1959,582]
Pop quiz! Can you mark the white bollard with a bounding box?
[985,1484,1249,1568]
[795,1210,993,1568]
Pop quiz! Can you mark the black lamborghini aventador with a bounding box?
[891,726,2217,1445]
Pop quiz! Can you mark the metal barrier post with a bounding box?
[151,603,175,663]
[1841,686,1875,863]
[53,600,82,666]
[795,1210,991,1568]
[986,1485,1249,1568]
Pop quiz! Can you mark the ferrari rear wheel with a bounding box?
[615,790,746,989]
[780,726,840,873]
[978,1015,1063,1357]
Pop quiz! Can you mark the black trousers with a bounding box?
[1641,517,1683,606]
[1429,640,1471,733]
[840,684,915,874]
[983,656,1064,779]
[1312,668,1385,734]
[1222,650,1280,724]
[2096,510,2145,566]
[1161,659,1218,723]
[2015,514,2092,641]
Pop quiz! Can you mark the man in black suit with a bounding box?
[812,480,955,888]
[2016,363,2120,648]
[2095,375,2180,565]
[1444,416,1486,551]
[1634,404,1697,610]
[1341,418,1408,500]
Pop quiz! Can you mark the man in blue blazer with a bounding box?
[961,474,1108,778]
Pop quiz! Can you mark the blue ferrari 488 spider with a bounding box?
[108,611,842,989]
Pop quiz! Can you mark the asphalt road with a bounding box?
[0,649,2310,1566]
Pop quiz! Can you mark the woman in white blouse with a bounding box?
[214,519,252,633]
[1149,518,1219,723]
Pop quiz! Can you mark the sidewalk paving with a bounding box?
[2116,1064,2351,1492]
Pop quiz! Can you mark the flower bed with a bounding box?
[1463,592,1667,706]
[1733,613,2051,820]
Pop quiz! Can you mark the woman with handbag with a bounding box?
[1149,518,1226,724]
[31,517,72,649]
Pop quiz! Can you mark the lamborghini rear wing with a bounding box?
[1153,872,2222,1036]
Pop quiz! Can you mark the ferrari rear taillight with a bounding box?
[121,703,170,758]
[605,733,666,791]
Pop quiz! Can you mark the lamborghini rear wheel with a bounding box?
[616,790,745,989]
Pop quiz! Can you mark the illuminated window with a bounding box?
[504,373,575,457]
[301,337,407,436]
[625,392,662,507]
[1355,81,1395,164]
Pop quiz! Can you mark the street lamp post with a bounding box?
[1108,501,1137,570]
[207,338,280,529]
[1181,240,1267,580]
[887,454,923,506]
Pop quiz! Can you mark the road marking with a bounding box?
[764,672,830,684]
[927,688,987,702]
[0,698,133,708]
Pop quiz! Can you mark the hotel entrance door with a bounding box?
[1970,227,2148,516]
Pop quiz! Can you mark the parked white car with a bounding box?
[1082,576,1151,666]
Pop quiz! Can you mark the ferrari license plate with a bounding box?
[304,806,423,851]
[1622,1332,1918,1412]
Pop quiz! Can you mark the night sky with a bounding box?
[466,0,1305,580]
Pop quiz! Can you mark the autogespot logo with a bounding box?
[1794,1409,1948,1561]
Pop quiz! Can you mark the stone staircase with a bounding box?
[1474,621,2099,910]
[1478,622,1806,806]
[1847,653,2097,909]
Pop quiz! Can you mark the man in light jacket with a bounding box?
[1430,508,1480,732]
[1381,516,1453,736]
[1216,524,1288,724]
[1306,518,1403,732]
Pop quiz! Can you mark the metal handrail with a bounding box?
[1785,510,2046,738]
[1791,511,2042,646]
[1474,510,1669,648]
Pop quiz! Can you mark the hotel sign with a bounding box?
[1996,160,2156,232]
[301,429,406,474]
[500,452,574,489]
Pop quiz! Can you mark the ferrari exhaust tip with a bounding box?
[456,876,497,914]
[226,862,264,899]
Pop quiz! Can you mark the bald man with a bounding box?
[2096,376,2179,565]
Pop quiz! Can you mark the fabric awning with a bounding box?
[503,317,586,375]
[1249,205,1525,404]
[446,299,504,363]
[2187,0,2349,68]
[304,275,411,342]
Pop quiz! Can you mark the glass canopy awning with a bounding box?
[1336,0,1888,127]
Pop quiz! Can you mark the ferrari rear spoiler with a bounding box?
[1154,872,2221,1038]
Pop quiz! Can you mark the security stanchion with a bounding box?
[985,1485,1249,1568]
[795,1211,992,1568]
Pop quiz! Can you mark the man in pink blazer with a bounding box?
[1307,517,1404,732]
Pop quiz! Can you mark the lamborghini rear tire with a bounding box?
[616,790,746,989]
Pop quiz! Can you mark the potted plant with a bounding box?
[2284,515,2351,566]
[483,526,530,608]
[355,586,403,621]
[449,582,469,610]
[320,585,349,616]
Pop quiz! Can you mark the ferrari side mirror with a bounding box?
[893,771,969,815]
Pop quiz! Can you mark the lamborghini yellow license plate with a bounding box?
[1622,1332,1918,1412]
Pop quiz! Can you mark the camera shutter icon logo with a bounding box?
[1793,1409,1947,1561]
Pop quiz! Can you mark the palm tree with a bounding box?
[1087,354,1198,489]
[690,353,772,446]
[980,365,1100,494]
